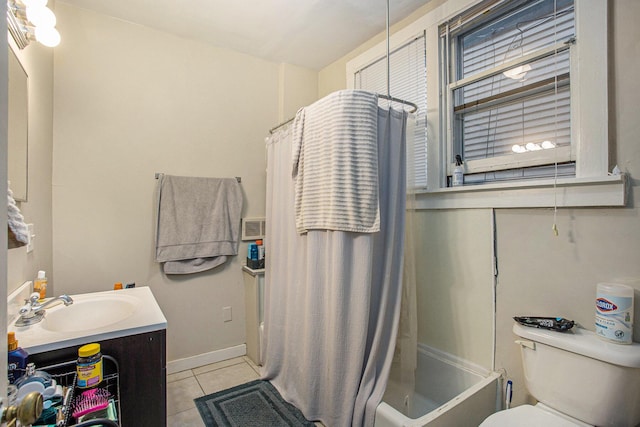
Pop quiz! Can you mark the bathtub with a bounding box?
[375,344,502,427]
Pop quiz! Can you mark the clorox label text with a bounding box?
[596,298,617,312]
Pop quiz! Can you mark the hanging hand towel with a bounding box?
[7,184,29,248]
[291,89,380,234]
[155,175,243,274]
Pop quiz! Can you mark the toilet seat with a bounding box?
[479,404,588,427]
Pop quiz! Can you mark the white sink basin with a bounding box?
[9,287,167,354]
[41,294,139,332]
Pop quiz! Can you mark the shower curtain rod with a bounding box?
[268,94,417,134]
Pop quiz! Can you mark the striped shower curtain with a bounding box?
[262,100,408,427]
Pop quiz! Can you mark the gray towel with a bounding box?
[155,175,243,274]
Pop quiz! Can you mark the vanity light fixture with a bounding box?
[7,0,61,49]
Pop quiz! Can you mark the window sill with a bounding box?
[414,175,628,209]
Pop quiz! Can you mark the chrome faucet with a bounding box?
[15,292,74,327]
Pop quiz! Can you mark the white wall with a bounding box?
[51,4,317,364]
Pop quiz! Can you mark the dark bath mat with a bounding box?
[194,379,316,427]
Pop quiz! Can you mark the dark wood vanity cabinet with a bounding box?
[30,329,167,427]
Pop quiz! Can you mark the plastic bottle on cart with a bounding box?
[77,343,103,388]
[7,332,29,384]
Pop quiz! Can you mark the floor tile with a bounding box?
[167,375,204,416]
[167,369,194,384]
[167,407,206,427]
[192,356,246,376]
[243,356,262,376]
[196,362,260,395]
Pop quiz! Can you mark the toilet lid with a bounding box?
[480,405,584,427]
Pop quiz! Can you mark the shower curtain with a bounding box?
[262,104,408,427]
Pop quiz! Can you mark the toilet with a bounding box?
[481,322,640,427]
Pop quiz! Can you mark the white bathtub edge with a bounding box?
[375,344,504,427]
[411,370,502,425]
[417,342,491,377]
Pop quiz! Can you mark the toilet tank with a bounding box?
[513,322,640,427]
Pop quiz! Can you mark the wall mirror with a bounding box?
[8,45,29,201]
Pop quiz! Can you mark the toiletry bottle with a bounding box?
[33,270,47,301]
[14,362,52,387]
[256,239,264,260]
[77,343,103,389]
[113,282,123,290]
[8,332,29,384]
[256,239,265,268]
[452,155,464,187]
[249,243,258,261]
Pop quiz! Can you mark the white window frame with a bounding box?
[347,0,626,209]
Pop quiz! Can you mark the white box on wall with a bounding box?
[241,217,266,241]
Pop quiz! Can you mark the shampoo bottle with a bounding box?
[8,332,29,384]
[33,270,47,301]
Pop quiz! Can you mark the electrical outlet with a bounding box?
[223,306,232,322]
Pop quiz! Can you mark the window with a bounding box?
[352,34,427,188]
[347,0,622,208]
[442,0,575,186]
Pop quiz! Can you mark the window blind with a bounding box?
[354,34,427,188]
[445,0,575,184]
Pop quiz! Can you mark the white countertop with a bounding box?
[8,286,167,354]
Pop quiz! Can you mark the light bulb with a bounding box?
[21,0,48,8]
[503,64,532,80]
[35,26,60,47]
[541,140,555,149]
[525,142,542,151]
[26,5,56,27]
[512,144,526,153]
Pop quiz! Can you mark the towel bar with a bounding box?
[154,173,241,183]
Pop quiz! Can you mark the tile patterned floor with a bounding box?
[167,356,261,426]
[166,356,325,426]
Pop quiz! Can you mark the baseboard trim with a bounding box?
[167,344,246,374]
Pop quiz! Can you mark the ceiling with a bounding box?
[58,0,430,70]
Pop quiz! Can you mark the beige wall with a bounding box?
[278,63,318,122]
[49,4,317,364]
[414,209,494,369]
[495,0,640,405]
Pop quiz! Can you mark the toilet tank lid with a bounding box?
[513,322,640,368]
